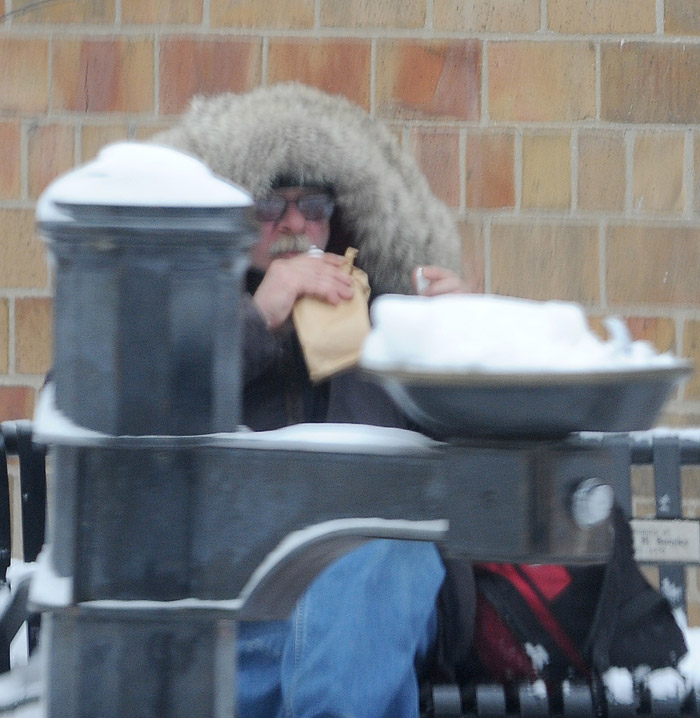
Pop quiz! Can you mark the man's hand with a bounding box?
[412,265,469,296]
[254,253,354,329]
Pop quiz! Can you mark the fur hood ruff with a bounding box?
[153,83,461,296]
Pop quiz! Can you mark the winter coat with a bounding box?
[152,82,462,297]
[156,84,687,689]
[241,269,411,431]
[154,84,462,423]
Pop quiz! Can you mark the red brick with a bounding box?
[81,124,130,161]
[625,316,676,353]
[160,37,262,115]
[466,130,515,209]
[606,226,700,306]
[376,40,481,121]
[15,298,53,375]
[52,38,155,113]
[602,43,700,124]
[633,132,685,214]
[434,0,540,33]
[682,320,700,400]
[268,40,371,110]
[491,222,600,302]
[133,122,175,141]
[27,124,75,199]
[0,210,48,289]
[695,135,700,216]
[321,0,426,28]
[0,122,21,200]
[122,0,201,24]
[458,220,486,293]
[578,130,626,212]
[666,0,700,35]
[13,0,115,23]
[211,0,314,29]
[489,42,596,122]
[0,300,7,374]
[522,133,571,210]
[409,129,460,208]
[0,38,49,113]
[548,0,655,33]
[0,386,36,422]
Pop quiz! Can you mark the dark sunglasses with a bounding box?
[254,193,336,223]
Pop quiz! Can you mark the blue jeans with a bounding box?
[236,539,445,718]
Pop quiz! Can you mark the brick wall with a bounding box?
[2,0,700,620]
[2,0,700,429]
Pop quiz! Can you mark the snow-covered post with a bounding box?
[34,143,256,717]
[37,143,255,436]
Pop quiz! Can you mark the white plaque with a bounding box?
[631,519,700,563]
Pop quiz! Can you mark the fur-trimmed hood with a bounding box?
[152,83,461,296]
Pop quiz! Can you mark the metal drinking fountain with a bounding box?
[30,142,672,716]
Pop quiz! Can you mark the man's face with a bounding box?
[252,187,334,270]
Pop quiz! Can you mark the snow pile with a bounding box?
[601,610,700,706]
[602,667,635,704]
[37,141,251,214]
[361,294,680,374]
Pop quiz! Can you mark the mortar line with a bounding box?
[484,217,492,294]
[595,42,601,121]
[153,31,160,116]
[261,36,269,86]
[425,0,434,30]
[514,129,523,212]
[481,40,489,125]
[202,0,211,28]
[685,129,694,219]
[20,121,28,201]
[7,297,15,375]
[598,220,607,309]
[571,129,579,213]
[625,130,635,215]
[460,127,467,215]
[370,38,376,116]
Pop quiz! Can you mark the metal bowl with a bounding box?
[364,363,694,440]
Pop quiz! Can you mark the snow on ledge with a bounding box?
[33,383,439,455]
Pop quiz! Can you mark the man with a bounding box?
[154,83,688,716]
[154,83,469,717]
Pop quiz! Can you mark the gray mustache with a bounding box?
[269,234,315,257]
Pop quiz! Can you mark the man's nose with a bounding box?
[278,202,307,232]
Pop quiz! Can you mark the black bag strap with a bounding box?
[476,567,590,680]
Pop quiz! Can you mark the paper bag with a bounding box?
[293,247,371,382]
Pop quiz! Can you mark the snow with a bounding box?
[524,643,549,672]
[361,294,684,373]
[647,666,688,700]
[602,667,635,704]
[36,142,251,222]
[25,548,71,610]
[600,611,700,706]
[240,518,449,605]
[33,382,438,455]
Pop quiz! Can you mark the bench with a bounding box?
[0,420,46,673]
[425,431,700,717]
[1,421,700,715]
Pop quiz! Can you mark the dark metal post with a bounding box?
[35,142,256,717]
